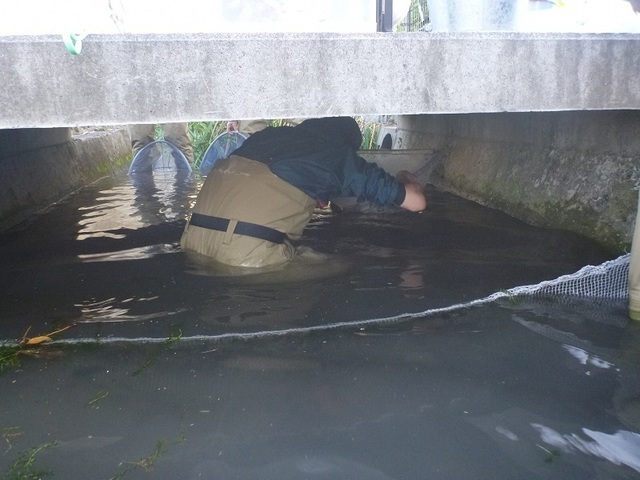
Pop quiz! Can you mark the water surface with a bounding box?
[1,170,638,479]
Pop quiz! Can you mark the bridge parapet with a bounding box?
[1,32,639,129]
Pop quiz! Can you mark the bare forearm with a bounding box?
[400,182,427,212]
[396,171,427,212]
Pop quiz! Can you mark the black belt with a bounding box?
[188,212,287,244]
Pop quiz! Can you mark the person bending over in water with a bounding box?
[180,116,426,268]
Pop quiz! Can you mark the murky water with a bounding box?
[1,170,639,479]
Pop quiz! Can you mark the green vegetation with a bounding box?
[395,0,430,32]
[109,440,167,480]
[3,438,173,479]
[131,326,183,377]
[2,426,23,453]
[87,390,110,407]
[0,346,21,373]
[174,117,383,169]
[4,441,57,480]
[537,443,561,463]
[0,325,74,374]
[356,117,382,150]
[95,153,133,176]
[188,121,228,169]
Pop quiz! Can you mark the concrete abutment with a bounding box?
[396,111,640,253]
[0,127,131,229]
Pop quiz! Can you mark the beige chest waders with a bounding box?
[181,156,317,268]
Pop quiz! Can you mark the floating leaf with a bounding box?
[25,336,52,346]
[20,324,74,345]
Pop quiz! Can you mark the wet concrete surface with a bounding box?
[1,171,638,479]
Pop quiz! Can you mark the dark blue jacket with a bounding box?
[232,117,405,207]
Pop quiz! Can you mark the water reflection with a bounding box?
[77,170,196,244]
[397,262,426,298]
[189,454,398,480]
[2,167,639,479]
[77,244,178,262]
[73,296,186,324]
[533,424,640,474]
[129,170,196,223]
[77,185,139,240]
[503,296,640,475]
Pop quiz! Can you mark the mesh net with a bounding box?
[508,254,630,299]
[128,140,192,174]
[389,254,632,326]
[200,132,247,175]
[2,255,630,348]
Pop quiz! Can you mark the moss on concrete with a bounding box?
[400,112,639,254]
[0,127,131,229]
[94,152,132,176]
[441,167,631,253]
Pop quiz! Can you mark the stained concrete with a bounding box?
[0,127,131,229]
[1,32,639,129]
[394,111,640,252]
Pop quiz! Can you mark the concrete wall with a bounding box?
[0,110,637,254]
[1,33,639,129]
[395,110,640,253]
[0,128,72,153]
[0,127,131,229]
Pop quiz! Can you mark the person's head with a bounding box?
[296,117,362,150]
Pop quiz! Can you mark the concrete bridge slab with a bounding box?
[1,32,639,129]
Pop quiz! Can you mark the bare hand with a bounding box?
[226,121,239,133]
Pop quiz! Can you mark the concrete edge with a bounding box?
[0,127,132,231]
